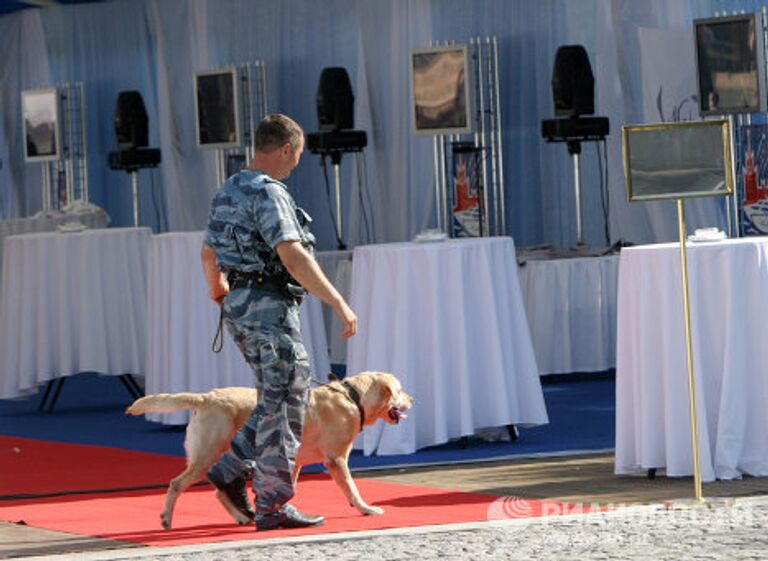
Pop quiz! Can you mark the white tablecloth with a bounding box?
[0,208,109,278]
[517,254,619,375]
[615,238,768,481]
[144,232,330,424]
[315,250,353,363]
[346,237,549,455]
[0,227,150,399]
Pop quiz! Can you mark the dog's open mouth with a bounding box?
[388,407,407,423]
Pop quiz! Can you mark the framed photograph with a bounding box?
[622,120,733,202]
[411,45,473,136]
[194,67,241,149]
[22,88,61,163]
[694,13,766,115]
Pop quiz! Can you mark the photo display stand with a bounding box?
[21,83,91,216]
[194,62,268,187]
[622,119,734,502]
[411,37,505,237]
[693,8,768,238]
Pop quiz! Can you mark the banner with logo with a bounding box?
[451,143,482,238]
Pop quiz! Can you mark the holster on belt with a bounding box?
[226,270,306,304]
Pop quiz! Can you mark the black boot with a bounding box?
[208,475,255,524]
[255,504,325,530]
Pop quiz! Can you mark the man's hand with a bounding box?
[334,300,358,339]
[276,240,358,339]
[201,243,229,304]
[209,277,230,304]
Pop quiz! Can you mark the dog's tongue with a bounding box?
[390,408,407,422]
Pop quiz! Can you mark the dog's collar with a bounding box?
[327,374,365,431]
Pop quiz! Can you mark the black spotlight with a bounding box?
[307,67,367,153]
[541,45,609,143]
[316,67,355,131]
[115,91,149,149]
[109,91,161,173]
[306,67,367,251]
[540,45,610,247]
[551,45,595,117]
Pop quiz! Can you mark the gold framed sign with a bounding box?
[622,119,733,202]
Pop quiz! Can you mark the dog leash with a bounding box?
[211,302,224,353]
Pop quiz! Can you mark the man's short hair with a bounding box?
[253,114,304,152]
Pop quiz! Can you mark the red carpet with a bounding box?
[0,435,185,496]
[0,437,570,547]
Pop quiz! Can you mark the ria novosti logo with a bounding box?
[486,496,612,520]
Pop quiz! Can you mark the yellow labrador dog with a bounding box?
[127,371,412,530]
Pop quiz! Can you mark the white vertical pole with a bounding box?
[131,170,140,227]
[486,36,500,235]
[433,135,443,231]
[493,36,506,235]
[78,82,89,203]
[41,164,51,214]
[476,37,489,236]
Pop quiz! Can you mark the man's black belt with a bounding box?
[226,271,306,303]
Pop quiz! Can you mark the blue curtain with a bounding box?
[0,0,740,249]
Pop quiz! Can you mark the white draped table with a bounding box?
[517,254,619,375]
[0,208,109,278]
[144,232,330,424]
[615,238,768,481]
[346,237,549,455]
[0,227,150,399]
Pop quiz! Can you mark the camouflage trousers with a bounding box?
[207,287,310,515]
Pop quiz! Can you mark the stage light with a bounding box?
[540,45,609,246]
[316,67,355,131]
[307,67,368,250]
[109,91,161,172]
[108,90,162,227]
[115,91,149,150]
[551,45,595,117]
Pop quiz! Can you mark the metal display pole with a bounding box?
[486,36,500,236]
[433,135,443,231]
[569,141,584,245]
[332,154,343,242]
[493,36,506,235]
[41,164,51,214]
[475,38,489,236]
[676,199,704,502]
[78,83,89,203]
[131,170,140,227]
[63,83,75,206]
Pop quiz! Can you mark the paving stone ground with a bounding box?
[12,496,768,561]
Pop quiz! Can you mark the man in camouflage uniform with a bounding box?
[201,114,357,531]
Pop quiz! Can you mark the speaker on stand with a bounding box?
[541,45,609,247]
[108,91,161,227]
[307,67,367,250]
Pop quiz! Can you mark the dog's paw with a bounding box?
[360,505,384,516]
[160,514,172,530]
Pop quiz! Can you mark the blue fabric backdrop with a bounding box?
[0,0,753,250]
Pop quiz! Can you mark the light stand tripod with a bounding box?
[130,169,140,227]
[108,149,161,227]
[308,129,367,250]
[567,140,584,245]
[330,151,344,249]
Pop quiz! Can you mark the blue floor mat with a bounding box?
[0,372,615,470]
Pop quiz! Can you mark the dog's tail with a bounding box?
[126,393,207,416]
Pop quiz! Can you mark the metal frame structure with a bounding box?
[27,82,90,214]
[428,37,505,237]
[213,60,268,187]
[710,6,768,239]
